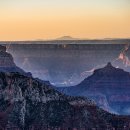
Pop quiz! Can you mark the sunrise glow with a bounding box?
[0,0,130,40]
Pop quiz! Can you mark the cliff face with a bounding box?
[0,71,130,130]
[0,45,129,129]
[58,63,130,115]
[0,45,15,69]
[0,51,15,67]
[0,45,31,76]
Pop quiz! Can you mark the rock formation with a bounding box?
[0,45,31,76]
[58,62,130,115]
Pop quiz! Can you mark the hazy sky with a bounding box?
[0,0,130,40]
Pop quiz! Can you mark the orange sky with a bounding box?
[0,0,130,40]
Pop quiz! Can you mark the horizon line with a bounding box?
[0,37,130,42]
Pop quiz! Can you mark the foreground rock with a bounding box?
[0,71,130,130]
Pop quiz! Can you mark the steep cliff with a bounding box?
[0,45,30,76]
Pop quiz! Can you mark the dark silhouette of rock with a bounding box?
[0,45,31,77]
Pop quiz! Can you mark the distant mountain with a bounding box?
[57,62,130,115]
[56,36,79,40]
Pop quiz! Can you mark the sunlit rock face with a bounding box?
[58,63,130,115]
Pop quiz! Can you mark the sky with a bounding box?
[0,0,130,40]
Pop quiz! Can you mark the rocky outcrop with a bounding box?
[0,45,31,76]
[0,71,130,130]
[58,63,130,115]
[0,47,15,67]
